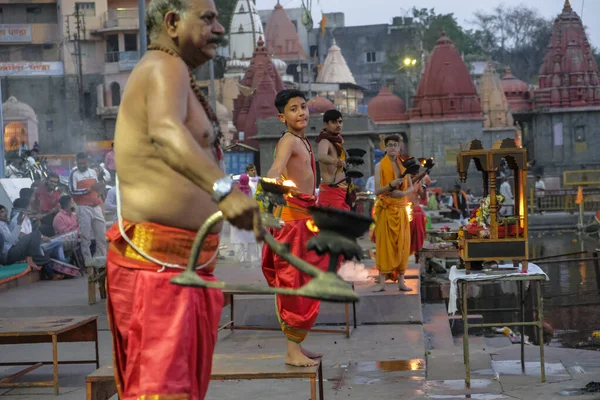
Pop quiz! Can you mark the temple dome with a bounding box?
[367,88,407,123]
[271,58,288,76]
[265,1,307,61]
[308,96,335,114]
[229,0,264,60]
[479,62,514,128]
[535,0,600,108]
[3,96,37,122]
[316,39,356,84]
[408,32,481,121]
[501,67,532,113]
[501,67,528,94]
[233,36,285,146]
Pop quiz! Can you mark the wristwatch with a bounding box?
[212,176,234,203]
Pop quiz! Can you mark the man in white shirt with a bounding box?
[535,176,545,214]
[69,153,107,262]
[246,163,260,197]
[499,176,514,216]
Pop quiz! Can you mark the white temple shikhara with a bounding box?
[228,0,264,60]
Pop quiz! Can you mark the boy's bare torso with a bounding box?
[281,133,315,195]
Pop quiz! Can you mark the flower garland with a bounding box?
[468,193,505,228]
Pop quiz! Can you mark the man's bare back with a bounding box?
[267,133,315,195]
[114,52,220,232]
[318,140,346,185]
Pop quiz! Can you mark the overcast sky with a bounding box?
[255,0,600,50]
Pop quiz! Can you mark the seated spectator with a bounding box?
[10,198,32,236]
[32,173,61,236]
[53,195,80,236]
[0,205,56,279]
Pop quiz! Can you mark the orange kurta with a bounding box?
[374,156,411,274]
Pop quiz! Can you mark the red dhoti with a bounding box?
[106,221,224,400]
[410,205,426,256]
[317,183,350,210]
[262,195,329,343]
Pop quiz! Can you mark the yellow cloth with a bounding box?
[374,156,411,274]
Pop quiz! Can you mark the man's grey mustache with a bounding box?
[208,35,227,47]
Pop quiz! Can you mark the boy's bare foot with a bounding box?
[286,341,319,367]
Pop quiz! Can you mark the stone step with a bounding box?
[423,303,455,351]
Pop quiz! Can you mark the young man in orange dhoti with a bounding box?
[262,90,329,367]
[373,135,414,292]
[316,109,353,211]
[106,0,263,398]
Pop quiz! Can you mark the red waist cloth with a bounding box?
[410,205,426,255]
[261,194,329,331]
[106,220,224,400]
[317,183,350,210]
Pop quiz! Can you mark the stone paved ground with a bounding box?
[1,222,599,399]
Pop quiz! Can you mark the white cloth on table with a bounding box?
[447,263,549,315]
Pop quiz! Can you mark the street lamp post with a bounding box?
[397,57,417,107]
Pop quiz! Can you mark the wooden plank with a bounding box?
[0,363,42,383]
[0,316,97,336]
[88,356,320,382]
[211,354,318,380]
[86,365,114,382]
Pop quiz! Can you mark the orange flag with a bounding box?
[576,186,584,205]
[321,13,327,38]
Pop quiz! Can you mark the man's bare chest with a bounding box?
[186,98,215,149]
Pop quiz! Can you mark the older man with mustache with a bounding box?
[105,0,262,399]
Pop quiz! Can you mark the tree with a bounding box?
[470,5,552,83]
[411,7,481,55]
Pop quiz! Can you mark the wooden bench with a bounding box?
[220,283,357,338]
[0,316,99,396]
[86,355,324,400]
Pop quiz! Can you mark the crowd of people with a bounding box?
[0,149,110,280]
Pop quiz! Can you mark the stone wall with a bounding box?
[407,118,485,193]
[531,108,600,176]
[1,74,111,154]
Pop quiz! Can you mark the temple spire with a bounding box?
[563,0,572,12]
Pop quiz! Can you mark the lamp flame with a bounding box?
[306,219,320,233]
[282,180,297,188]
[406,202,413,222]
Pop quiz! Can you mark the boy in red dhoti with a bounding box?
[262,90,328,367]
[316,109,353,211]
[106,0,263,398]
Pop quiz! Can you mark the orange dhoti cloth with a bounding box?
[410,204,426,256]
[261,194,329,343]
[317,183,350,210]
[374,156,411,275]
[106,221,224,400]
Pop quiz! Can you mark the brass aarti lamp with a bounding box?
[170,179,372,303]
